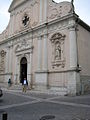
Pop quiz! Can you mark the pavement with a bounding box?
[0,89,90,120]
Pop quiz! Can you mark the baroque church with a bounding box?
[0,0,90,95]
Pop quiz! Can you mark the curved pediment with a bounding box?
[8,0,27,12]
[48,1,73,21]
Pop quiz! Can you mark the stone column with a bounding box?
[40,0,42,23]
[68,24,81,96]
[37,36,42,71]
[43,34,48,71]
[69,25,77,68]
[14,56,18,84]
[44,0,48,22]
[9,46,13,73]
[4,48,9,83]
[5,48,9,74]
[27,53,32,88]
[8,45,13,79]
[35,34,48,90]
[17,56,20,84]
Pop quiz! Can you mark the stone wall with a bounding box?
[80,75,90,94]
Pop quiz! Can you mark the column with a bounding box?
[37,36,42,71]
[40,0,42,23]
[9,46,13,73]
[14,56,18,84]
[5,48,9,74]
[30,53,33,88]
[35,35,48,89]
[68,24,81,95]
[43,34,48,71]
[17,56,20,84]
[44,0,48,22]
[69,25,77,68]
[8,45,13,79]
[27,53,32,87]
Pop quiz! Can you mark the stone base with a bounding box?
[35,71,48,91]
[67,71,81,96]
[35,70,81,96]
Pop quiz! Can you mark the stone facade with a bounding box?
[0,0,90,95]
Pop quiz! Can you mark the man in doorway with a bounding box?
[22,78,28,92]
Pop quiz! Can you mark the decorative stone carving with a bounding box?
[31,0,39,27]
[0,50,6,73]
[48,1,72,21]
[15,39,33,53]
[49,8,58,19]
[50,33,66,68]
[31,0,38,6]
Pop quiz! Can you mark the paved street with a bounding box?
[0,90,90,120]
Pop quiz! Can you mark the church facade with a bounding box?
[0,0,90,95]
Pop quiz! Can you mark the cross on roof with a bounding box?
[22,15,29,26]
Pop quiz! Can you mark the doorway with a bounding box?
[20,57,27,84]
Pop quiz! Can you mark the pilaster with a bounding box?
[43,34,48,71]
[39,0,42,23]
[44,0,48,22]
[37,36,42,71]
[27,53,33,88]
[69,25,77,68]
[67,22,81,96]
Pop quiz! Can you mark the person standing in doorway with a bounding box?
[23,78,27,92]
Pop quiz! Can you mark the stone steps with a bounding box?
[0,82,67,95]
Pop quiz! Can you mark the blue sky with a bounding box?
[0,0,90,33]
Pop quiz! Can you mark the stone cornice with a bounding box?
[0,13,82,45]
[48,67,81,73]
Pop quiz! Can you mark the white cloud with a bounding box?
[54,0,71,3]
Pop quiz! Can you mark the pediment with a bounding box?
[48,1,73,21]
[8,0,27,12]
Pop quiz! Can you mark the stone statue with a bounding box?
[55,43,61,60]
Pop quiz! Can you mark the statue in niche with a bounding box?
[50,32,66,68]
[55,42,61,60]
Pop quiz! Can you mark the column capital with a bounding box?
[38,36,42,40]
[43,34,48,38]
[68,24,78,31]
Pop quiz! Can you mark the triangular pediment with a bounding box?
[8,0,28,12]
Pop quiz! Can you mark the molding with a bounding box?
[35,67,81,74]
[0,73,12,75]
[48,67,81,73]
[35,70,49,73]
[0,13,78,45]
